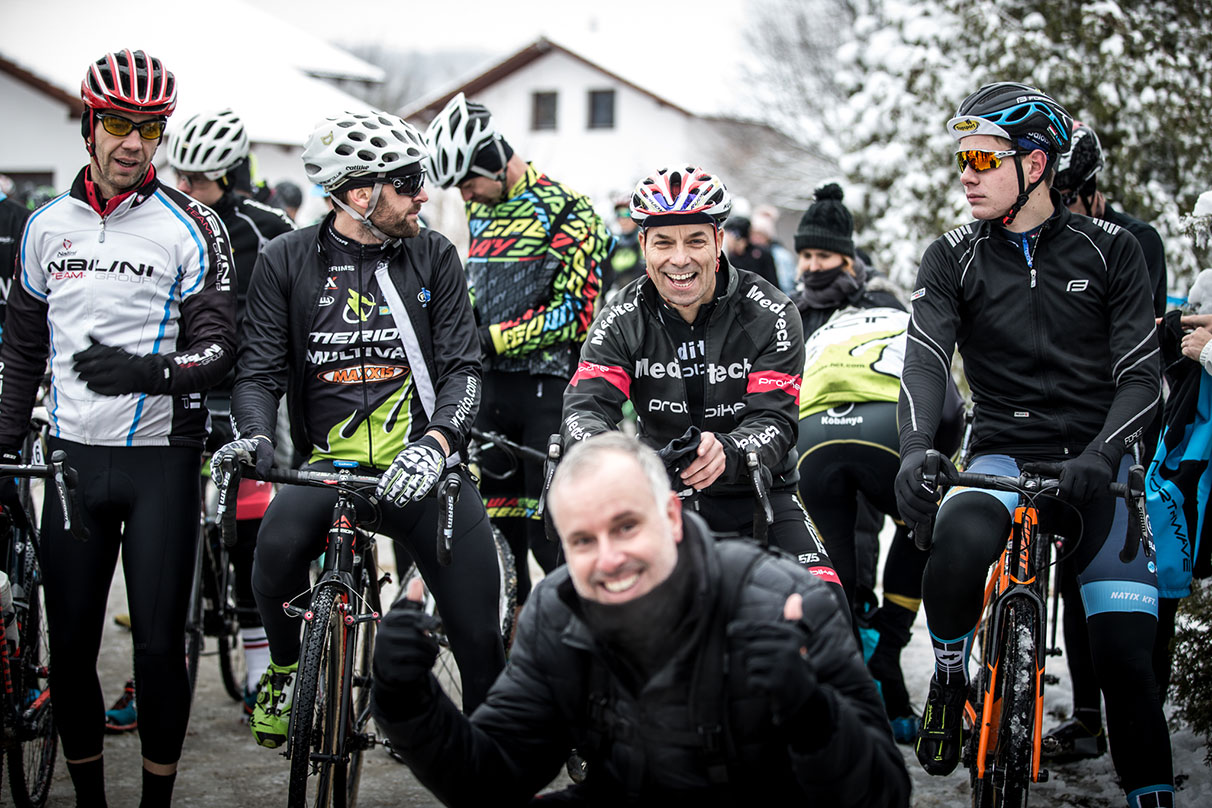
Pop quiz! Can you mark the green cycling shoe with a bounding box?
[250,660,298,749]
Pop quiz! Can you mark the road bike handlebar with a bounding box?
[436,472,460,567]
[215,460,380,547]
[470,427,548,465]
[914,449,1151,562]
[0,450,88,541]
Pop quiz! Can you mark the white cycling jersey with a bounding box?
[5,167,235,447]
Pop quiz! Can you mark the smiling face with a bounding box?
[639,222,723,322]
[553,450,682,605]
[89,111,162,198]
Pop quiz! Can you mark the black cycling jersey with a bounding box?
[899,192,1160,466]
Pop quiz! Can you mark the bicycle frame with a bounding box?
[971,501,1052,789]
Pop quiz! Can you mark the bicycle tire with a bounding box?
[972,603,1035,808]
[344,560,379,808]
[213,534,247,702]
[492,526,518,652]
[287,584,346,808]
[183,528,206,701]
[8,536,57,808]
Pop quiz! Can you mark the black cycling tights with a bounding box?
[41,439,200,765]
[923,490,1172,793]
[252,464,505,713]
[476,371,566,603]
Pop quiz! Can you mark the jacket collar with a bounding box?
[73,164,160,218]
[970,189,1071,243]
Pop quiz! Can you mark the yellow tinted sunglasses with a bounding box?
[96,112,166,141]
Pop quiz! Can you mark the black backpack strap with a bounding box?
[690,541,766,785]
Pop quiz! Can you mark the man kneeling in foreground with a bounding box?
[371,432,909,806]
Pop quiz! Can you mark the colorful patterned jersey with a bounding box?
[466,164,609,378]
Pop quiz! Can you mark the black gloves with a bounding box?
[73,337,171,396]
[895,448,939,527]
[657,426,702,488]
[375,435,446,506]
[210,436,274,480]
[372,598,442,715]
[1059,449,1114,505]
[728,619,819,725]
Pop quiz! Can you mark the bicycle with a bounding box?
[0,443,86,808]
[217,460,384,808]
[183,471,264,704]
[915,449,1150,808]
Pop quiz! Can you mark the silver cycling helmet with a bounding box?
[302,110,428,191]
[167,109,249,179]
[424,92,505,189]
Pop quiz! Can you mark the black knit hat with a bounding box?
[795,183,855,257]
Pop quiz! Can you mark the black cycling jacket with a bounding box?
[232,214,480,461]
[562,259,804,495]
[899,193,1160,465]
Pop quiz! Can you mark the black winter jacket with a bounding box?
[372,515,910,807]
[899,194,1160,464]
[562,260,804,495]
[232,214,480,460]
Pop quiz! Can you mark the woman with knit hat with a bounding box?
[793,182,963,744]
[791,182,903,336]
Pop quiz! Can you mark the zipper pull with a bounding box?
[1030,268,1037,288]
[98,216,107,243]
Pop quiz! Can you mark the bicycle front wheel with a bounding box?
[288,584,354,808]
[184,530,205,701]
[213,534,247,702]
[8,542,57,808]
[971,602,1036,808]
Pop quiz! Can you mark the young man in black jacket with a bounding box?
[213,109,505,749]
[372,432,909,807]
[896,82,1173,807]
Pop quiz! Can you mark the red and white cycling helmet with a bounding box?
[629,166,732,229]
[81,49,177,116]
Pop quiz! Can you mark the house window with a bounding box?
[587,90,615,129]
[531,91,557,131]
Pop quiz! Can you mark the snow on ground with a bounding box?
[879,521,1212,806]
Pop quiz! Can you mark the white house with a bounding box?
[0,0,384,222]
[403,37,835,249]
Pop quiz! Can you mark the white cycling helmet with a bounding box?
[303,110,428,191]
[629,166,732,230]
[424,92,505,189]
[167,109,249,180]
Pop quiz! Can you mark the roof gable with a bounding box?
[402,36,691,122]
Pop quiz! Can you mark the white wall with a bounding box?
[0,71,88,192]
[459,49,706,208]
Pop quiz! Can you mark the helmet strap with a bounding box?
[1001,154,1043,227]
[331,183,392,242]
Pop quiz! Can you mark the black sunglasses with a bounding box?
[387,171,425,197]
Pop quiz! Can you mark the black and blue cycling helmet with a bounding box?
[948,83,1074,224]
[948,82,1073,157]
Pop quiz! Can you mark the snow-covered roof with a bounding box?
[0,0,385,146]
[402,34,746,123]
